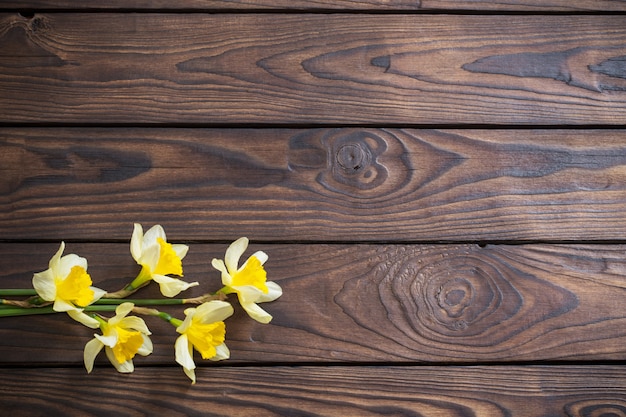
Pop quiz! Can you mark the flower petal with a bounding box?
[250,250,268,265]
[48,242,65,270]
[211,259,231,285]
[114,302,135,318]
[90,286,106,303]
[105,347,134,373]
[118,316,151,335]
[257,281,283,303]
[53,298,76,312]
[67,309,101,329]
[57,253,88,279]
[183,365,196,385]
[137,334,153,356]
[176,309,195,334]
[194,301,234,324]
[235,285,264,304]
[32,269,56,301]
[152,274,199,297]
[94,333,118,348]
[241,301,273,324]
[212,343,230,361]
[175,334,195,370]
[139,243,160,272]
[143,224,166,245]
[225,237,248,273]
[172,243,189,261]
[130,223,144,262]
[83,338,104,373]
[175,335,197,384]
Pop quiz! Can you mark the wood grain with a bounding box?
[1,14,626,124]
[1,242,625,366]
[2,128,626,242]
[5,0,626,11]
[1,365,625,417]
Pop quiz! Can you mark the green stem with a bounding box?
[0,289,38,297]
[157,311,183,327]
[131,306,183,327]
[216,286,233,295]
[0,305,119,317]
[94,298,185,306]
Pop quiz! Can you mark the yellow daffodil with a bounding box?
[211,237,282,324]
[32,242,105,328]
[175,300,233,384]
[84,302,153,374]
[129,223,198,297]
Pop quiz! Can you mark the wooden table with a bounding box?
[1,1,626,415]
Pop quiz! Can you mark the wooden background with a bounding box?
[1,1,626,415]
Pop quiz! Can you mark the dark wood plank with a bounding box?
[1,14,626,124]
[5,0,626,11]
[1,242,626,365]
[2,128,626,242]
[1,365,625,416]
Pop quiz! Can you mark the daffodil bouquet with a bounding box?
[0,224,282,384]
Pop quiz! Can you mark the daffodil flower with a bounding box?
[84,302,153,374]
[211,237,282,324]
[32,242,105,328]
[174,300,233,384]
[129,223,198,297]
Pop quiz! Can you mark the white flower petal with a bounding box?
[211,259,231,285]
[105,348,134,373]
[175,335,195,370]
[183,365,196,384]
[172,244,189,261]
[57,253,87,278]
[174,335,196,384]
[211,343,230,361]
[143,224,166,245]
[32,269,56,301]
[139,243,160,271]
[67,309,101,329]
[225,237,248,273]
[90,286,106,303]
[235,285,263,304]
[137,334,153,356]
[114,302,135,318]
[257,281,283,303]
[83,338,104,373]
[195,301,234,324]
[130,223,144,262]
[152,274,199,297]
[250,251,268,265]
[241,301,273,324]
[118,316,151,335]
[49,242,65,270]
[53,298,76,312]
[176,309,194,334]
[94,333,118,348]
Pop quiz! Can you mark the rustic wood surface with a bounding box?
[1,242,625,365]
[1,14,626,124]
[4,0,626,11]
[1,366,626,417]
[2,128,626,242]
[1,2,625,414]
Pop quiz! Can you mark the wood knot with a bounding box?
[435,277,475,319]
[336,143,369,173]
[413,258,510,336]
[287,128,411,199]
[27,16,51,34]
[564,400,626,417]
[326,131,386,192]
